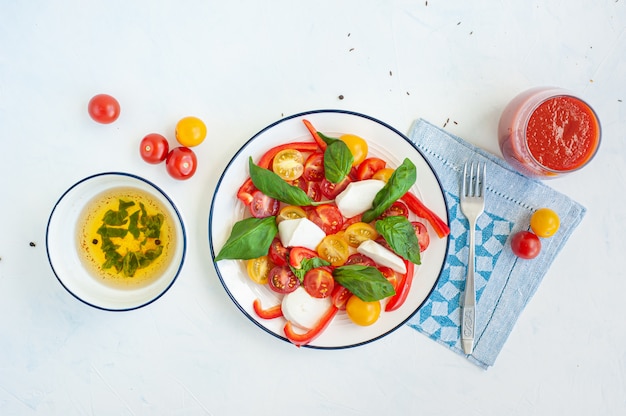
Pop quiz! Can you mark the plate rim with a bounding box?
[209,109,450,349]
[45,171,188,312]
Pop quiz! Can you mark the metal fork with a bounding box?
[460,161,486,355]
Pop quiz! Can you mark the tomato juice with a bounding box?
[498,87,600,178]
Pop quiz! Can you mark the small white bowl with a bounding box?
[46,172,186,311]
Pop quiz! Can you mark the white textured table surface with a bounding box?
[1,1,625,414]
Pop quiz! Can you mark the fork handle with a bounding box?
[462,221,477,354]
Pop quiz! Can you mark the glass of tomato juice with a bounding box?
[498,87,601,179]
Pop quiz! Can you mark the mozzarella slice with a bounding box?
[357,239,407,274]
[281,287,332,330]
[278,218,326,250]
[335,179,386,218]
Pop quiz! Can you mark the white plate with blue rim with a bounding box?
[209,110,449,348]
[46,172,186,311]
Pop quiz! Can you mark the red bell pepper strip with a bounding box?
[256,141,320,169]
[385,261,414,312]
[252,299,283,320]
[283,305,338,347]
[302,119,328,150]
[401,191,450,238]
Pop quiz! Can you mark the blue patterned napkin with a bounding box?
[405,119,586,369]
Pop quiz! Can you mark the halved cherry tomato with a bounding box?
[385,261,414,312]
[317,235,350,266]
[272,149,304,181]
[302,119,328,150]
[253,299,283,319]
[303,267,335,298]
[320,176,352,199]
[308,204,343,235]
[372,167,394,182]
[344,253,376,267]
[344,222,378,247]
[294,178,323,202]
[288,247,318,269]
[356,157,386,180]
[277,205,307,222]
[166,146,197,180]
[412,221,430,252]
[378,267,400,291]
[268,265,300,294]
[246,255,273,284]
[401,192,450,238]
[345,295,381,326]
[237,178,257,205]
[249,190,279,218]
[340,134,368,166]
[140,133,169,164]
[303,152,325,182]
[381,201,409,218]
[331,284,351,310]
[257,142,320,169]
[268,238,289,266]
[88,93,120,124]
[284,304,338,347]
[341,214,364,230]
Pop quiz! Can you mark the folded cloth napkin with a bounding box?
[405,119,586,369]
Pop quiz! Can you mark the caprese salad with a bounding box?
[215,119,450,346]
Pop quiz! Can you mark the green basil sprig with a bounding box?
[215,216,278,261]
[248,157,314,206]
[333,265,395,302]
[375,215,421,265]
[318,132,354,184]
[361,158,416,223]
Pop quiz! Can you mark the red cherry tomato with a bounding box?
[88,94,120,124]
[267,265,300,294]
[139,133,169,164]
[330,284,351,310]
[510,231,541,259]
[303,267,335,298]
[378,267,400,291]
[288,247,318,269]
[307,204,343,235]
[237,178,257,206]
[303,152,325,182]
[249,190,280,218]
[356,157,386,180]
[320,176,352,199]
[381,201,410,218]
[411,221,430,252]
[268,238,289,266]
[344,253,376,267]
[294,178,323,202]
[166,146,197,180]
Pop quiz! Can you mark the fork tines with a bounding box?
[462,161,486,198]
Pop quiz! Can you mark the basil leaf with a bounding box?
[361,158,416,223]
[122,252,139,277]
[323,140,354,184]
[333,265,395,302]
[97,225,128,239]
[375,216,421,265]
[248,157,313,206]
[128,211,140,239]
[290,257,331,282]
[215,216,278,261]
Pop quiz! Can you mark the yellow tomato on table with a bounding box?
[176,116,207,147]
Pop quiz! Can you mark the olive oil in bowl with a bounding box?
[76,186,177,290]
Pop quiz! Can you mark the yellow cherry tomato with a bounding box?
[530,208,560,238]
[316,234,350,266]
[246,255,273,284]
[372,167,395,182]
[344,222,378,248]
[345,295,381,326]
[175,116,207,147]
[277,205,307,222]
[340,134,368,166]
[272,149,304,181]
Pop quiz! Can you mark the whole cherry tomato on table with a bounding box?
[139,133,169,164]
[530,208,560,238]
[510,231,541,259]
[88,94,120,124]
[166,146,197,180]
[175,116,207,147]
